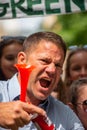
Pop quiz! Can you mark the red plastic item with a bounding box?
[15,64,35,102]
[15,63,56,130]
[32,115,55,130]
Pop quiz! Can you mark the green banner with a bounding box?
[0,0,87,19]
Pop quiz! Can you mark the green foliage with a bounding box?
[41,12,87,47]
[56,11,87,47]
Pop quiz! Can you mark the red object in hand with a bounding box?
[15,64,35,102]
[32,115,55,130]
[15,64,56,130]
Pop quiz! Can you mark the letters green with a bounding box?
[64,0,85,13]
[64,0,71,12]
[11,0,43,18]
[0,3,9,17]
[45,0,60,14]
[11,0,24,17]
[0,0,86,18]
[27,0,43,15]
[72,0,85,10]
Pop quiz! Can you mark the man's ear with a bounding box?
[17,52,26,64]
[67,102,75,111]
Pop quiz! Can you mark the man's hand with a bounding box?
[0,101,46,129]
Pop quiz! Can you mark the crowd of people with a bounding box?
[0,32,87,130]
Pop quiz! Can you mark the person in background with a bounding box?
[67,77,87,130]
[0,36,26,80]
[0,32,84,130]
[63,47,87,103]
[51,77,67,104]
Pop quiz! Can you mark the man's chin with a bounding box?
[37,94,47,101]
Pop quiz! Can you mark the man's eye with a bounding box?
[55,63,62,68]
[40,59,50,65]
[42,59,48,63]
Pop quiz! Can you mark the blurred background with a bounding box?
[0,11,87,47]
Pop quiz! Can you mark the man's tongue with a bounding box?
[40,79,50,88]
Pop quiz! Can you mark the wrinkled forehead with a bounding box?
[24,39,65,60]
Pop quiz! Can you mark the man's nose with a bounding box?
[45,63,56,77]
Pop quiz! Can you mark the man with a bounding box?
[0,32,84,130]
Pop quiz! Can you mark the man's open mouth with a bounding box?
[39,78,51,88]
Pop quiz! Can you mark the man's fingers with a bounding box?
[23,103,47,117]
